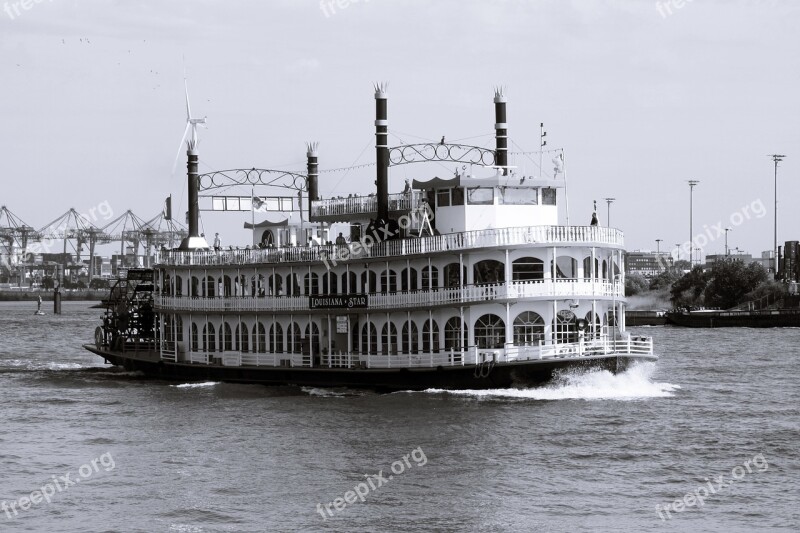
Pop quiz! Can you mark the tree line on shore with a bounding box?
[626,259,785,310]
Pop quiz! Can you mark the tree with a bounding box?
[89,278,110,290]
[673,259,692,271]
[703,261,768,309]
[670,266,709,307]
[625,273,649,296]
[649,269,682,291]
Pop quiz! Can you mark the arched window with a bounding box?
[444,263,467,288]
[582,257,593,280]
[270,323,283,353]
[602,260,608,281]
[474,260,504,285]
[223,275,232,297]
[585,311,602,339]
[422,318,440,353]
[236,323,250,352]
[553,310,577,344]
[163,274,172,296]
[204,276,216,298]
[191,322,198,351]
[203,322,216,352]
[474,314,505,349]
[285,273,300,296]
[361,270,377,293]
[551,257,577,279]
[261,230,274,247]
[380,269,397,294]
[269,273,283,296]
[513,311,544,346]
[222,322,233,351]
[402,320,419,354]
[174,275,183,296]
[174,315,183,344]
[289,322,303,354]
[191,276,199,298]
[305,322,320,356]
[256,322,267,353]
[342,271,357,294]
[304,272,319,295]
[322,272,337,294]
[512,257,544,281]
[381,322,397,355]
[422,265,438,290]
[164,315,173,342]
[254,274,265,297]
[401,267,418,292]
[444,317,468,351]
[361,322,378,354]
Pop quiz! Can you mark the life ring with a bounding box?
[94,327,103,349]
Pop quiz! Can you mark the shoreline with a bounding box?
[0,290,105,302]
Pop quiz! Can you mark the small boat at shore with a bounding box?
[666,307,800,328]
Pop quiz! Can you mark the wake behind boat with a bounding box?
[83,86,656,391]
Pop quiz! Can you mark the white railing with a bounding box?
[156,225,624,267]
[156,279,624,312]
[177,335,653,369]
[310,191,425,218]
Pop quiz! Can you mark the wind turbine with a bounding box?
[172,78,207,174]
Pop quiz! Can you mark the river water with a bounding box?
[0,301,797,532]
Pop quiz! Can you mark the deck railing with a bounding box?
[310,191,424,218]
[172,335,653,369]
[156,225,624,267]
[156,279,624,312]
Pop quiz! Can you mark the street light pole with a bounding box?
[687,180,699,265]
[603,197,615,227]
[655,239,662,254]
[769,154,786,275]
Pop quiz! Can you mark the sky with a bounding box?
[1,0,798,261]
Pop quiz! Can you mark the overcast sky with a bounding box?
[1,0,798,259]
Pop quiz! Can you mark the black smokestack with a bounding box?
[179,144,204,250]
[494,87,508,174]
[186,148,199,238]
[375,83,389,221]
[306,142,319,220]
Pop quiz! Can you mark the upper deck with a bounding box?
[157,224,624,268]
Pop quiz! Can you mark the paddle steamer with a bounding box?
[84,86,656,390]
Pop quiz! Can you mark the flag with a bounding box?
[253,196,267,212]
[163,195,172,220]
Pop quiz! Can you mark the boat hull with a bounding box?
[666,310,800,328]
[83,345,656,391]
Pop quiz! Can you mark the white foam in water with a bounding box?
[172,382,219,389]
[425,363,680,401]
[301,387,364,397]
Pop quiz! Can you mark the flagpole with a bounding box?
[251,186,255,246]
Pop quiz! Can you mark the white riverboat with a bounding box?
[85,86,656,390]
